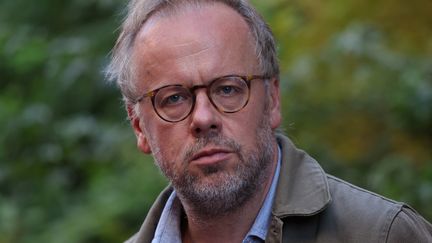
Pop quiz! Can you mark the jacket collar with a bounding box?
[273,134,331,217]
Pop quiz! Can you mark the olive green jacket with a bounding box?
[126,135,432,242]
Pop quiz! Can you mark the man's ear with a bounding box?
[268,78,282,129]
[127,104,152,154]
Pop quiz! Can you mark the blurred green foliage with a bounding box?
[0,0,431,242]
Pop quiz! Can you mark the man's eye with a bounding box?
[161,94,188,106]
[216,85,240,96]
[168,95,181,103]
[222,86,234,94]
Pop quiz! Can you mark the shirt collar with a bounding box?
[152,146,282,243]
[151,190,182,243]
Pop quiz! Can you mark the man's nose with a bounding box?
[189,91,222,138]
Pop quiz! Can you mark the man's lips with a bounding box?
[190,148,232,165]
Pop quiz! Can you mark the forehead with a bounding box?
[137,2,252,44]
[131,2,258,88]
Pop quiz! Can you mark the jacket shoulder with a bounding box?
[326,174,403,214]
[321,175,431,242]
[387,207,432,243]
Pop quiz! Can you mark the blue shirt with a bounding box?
[152,146,281,243]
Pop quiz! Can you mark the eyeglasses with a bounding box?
[134,75,268,122]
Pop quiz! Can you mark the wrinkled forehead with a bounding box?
[136,2,253,47]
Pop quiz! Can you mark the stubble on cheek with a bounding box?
[151,139,186,182]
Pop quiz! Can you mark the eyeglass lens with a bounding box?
[153,76,249,122]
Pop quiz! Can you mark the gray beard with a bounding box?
[153,119,276,218]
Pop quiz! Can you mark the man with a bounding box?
[106,0,432,242]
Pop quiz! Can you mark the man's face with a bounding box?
[129,3,281,215]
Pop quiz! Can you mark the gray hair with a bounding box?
[105,0,279,104]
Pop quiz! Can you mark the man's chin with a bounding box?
[174,170,254,217]
[189,169,233,186]
[177,170,239,194]
[200,163,226,175]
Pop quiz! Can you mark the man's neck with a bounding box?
[181,156,279,243]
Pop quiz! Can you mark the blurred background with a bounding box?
[0,0,431,242]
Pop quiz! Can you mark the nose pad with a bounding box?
[189,91,221,137]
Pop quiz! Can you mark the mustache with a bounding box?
[182,132,242,163]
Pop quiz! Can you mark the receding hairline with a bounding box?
[134,1,254,45]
